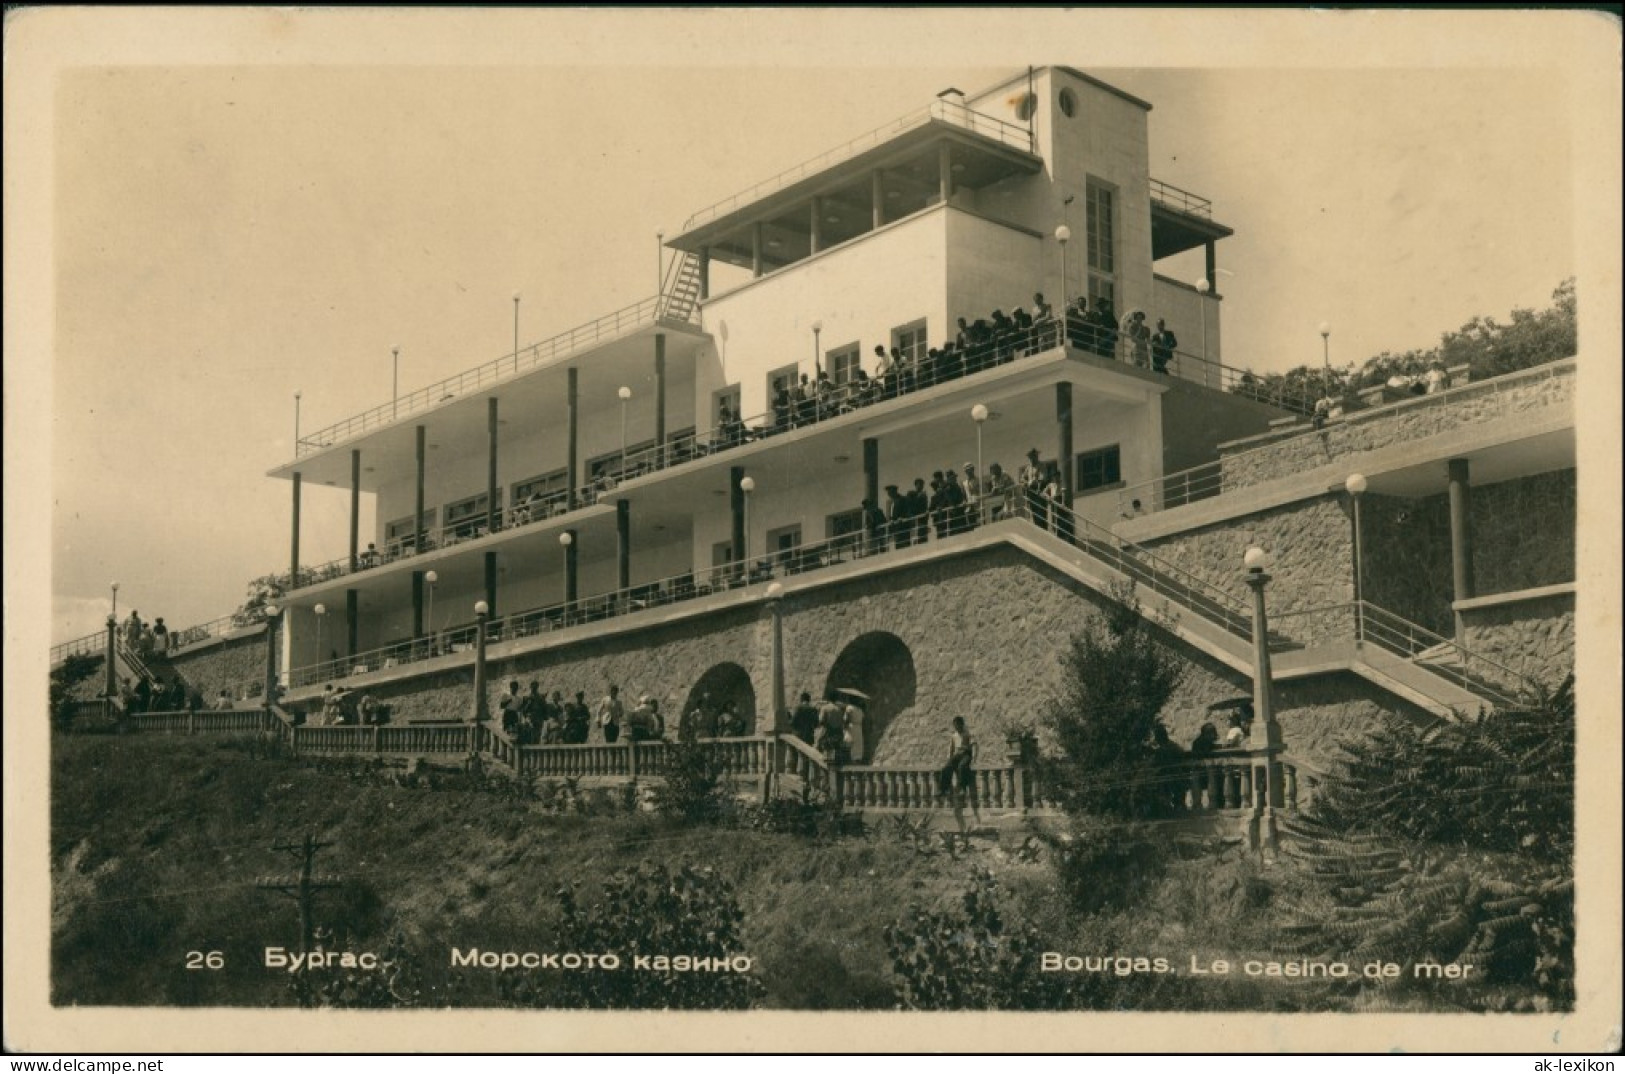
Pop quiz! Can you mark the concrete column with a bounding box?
[348,449,361,572]
[1448,458,1475,646]
[1055,382,1075,507]
[730,465,746,565]
[871,170,884,229]
[654,335,667,467]
[1205,242,1218,296]
[752,223,763,278]
[414,425,426,552]
[484,551,498,618]
[566,368,580,509]
[486,397,499,534]
[939,144,952,203]
[863,437,879,509]
[810,197,823,255]
[104,617,118,704]
[345,589,358,658]
[1245,567,1282,850]
[290,471,302,588]
[411,571,424,641]
[616,499,631,592]
[698,247,710,300]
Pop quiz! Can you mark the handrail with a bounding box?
[1115,357,1576,516]
[680,98,1035,233]
[1267,600,1525,709]
[1148,177,1213,219]
[51,631,105,665]
[295,292,688,459]
[283,475,1259,691]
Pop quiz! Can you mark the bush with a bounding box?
[1039,584,1183,820]
[650,740,736,825]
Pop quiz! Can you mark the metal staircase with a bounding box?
[659,250,704,324]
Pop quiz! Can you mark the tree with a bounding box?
[232,571,291,627]
[1039,584,1184,819]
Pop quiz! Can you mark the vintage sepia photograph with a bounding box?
[7,7,1621,1055]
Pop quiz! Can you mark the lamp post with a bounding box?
[263,603,281,707]
[512,292,522,374]
[811,321,823,381]
[558,531,573,619]
[391,345,400,419]
[1242,547,1283,849]
[294,391,302,446]
[971,403,989,524]
[656,230,664,295]
[765,581,785,735]
[110,582,119,625]
[313,604,326,671]
[472,600,490,723]
[1319,321,1331,372]
[424,570,438,654]
[1054,224,1071,308]
[618,385,632,474]
[739,475,755,568]
[1195,278,1211,383]
[104,587,119,706]
[1345,473,1368,642]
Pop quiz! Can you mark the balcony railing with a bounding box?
[51,631,104,666]
[681,98,1035,234]
[295,291,695,460]
[1114,358,1575,516]
[1149,177,1213,220]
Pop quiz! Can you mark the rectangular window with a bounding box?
[1087,274,1116,310]
[1086,179,1116,275]
[892,319,929,363]
[712,540,736,568]
[766,523,802,555]
[445,491,503,540]
[511,469,569,521]
[826,508,863,540]
[587,442,656,484]
[712,385,741,424]
[1076,444,1123,493]
[828,344,860,385]
[385,509,438,553]
[767,363,799,402]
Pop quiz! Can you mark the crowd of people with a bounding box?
[785,688,869,765]
[116,673,201,715]
[868,444,1069,553]
[120,610,178,660]
[1064,296,1181,374]
[488,681,759,747]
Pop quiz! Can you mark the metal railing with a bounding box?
[681,98,1035,234]
[295,292,697,460]
[51,631,104,666]
[1268,600,1526,710]
[1116,358,1576,516]
[1149,177,1213,219]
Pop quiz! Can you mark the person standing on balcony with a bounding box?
[564,691,591,744]
[1020,448,1048,531]
[596,684,624,744]
[987,463,1017,521]
[862,498,887,555]
[1150,319,1177,375]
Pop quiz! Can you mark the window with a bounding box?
[1076,444,1123,494]
[587,442,655,483]
[712,540,736,568]
[1013,91,1037,122]
[385,509,437,552]
[513,469,568,506]
[445,491,503,539]
[828,345,860,385]
[1058,87,1078,118]
[1086,179,1116,302]
[1087,274,1116,311]
[892,319,928,363]
[826,508,863,540]
[712,385,741,423]
[766,523,802,555]
[767,363,799,400]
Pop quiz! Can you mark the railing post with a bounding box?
[629,739,640,780]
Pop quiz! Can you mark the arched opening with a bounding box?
[683,662,758,733]
[822,632,917,757]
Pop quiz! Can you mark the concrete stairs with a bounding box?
[660,251,703,324]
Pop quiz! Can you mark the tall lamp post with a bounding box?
[105,582,121,705]
[1054,225,1071,308]
[294,391,302,446]
[811,321,823,381]
[1196,278,1211,382]
[471,600,490,723]
[1242,547,1283,850]
[110,581,119,625]
[618,385,633,474]
[739,475,756,569]
[313,604,327,671]
[765,581,785,734]
[558,532,574,620]
[1345,473,1368,642]
[424,570,438,654]
[971,403,989,524]
[263,603,281,708]
[656,230,665,295]
[512,292,522,374]
[391,345,400,419]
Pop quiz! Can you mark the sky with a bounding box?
[14,9,1609,648]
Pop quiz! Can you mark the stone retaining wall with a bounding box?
[1461,592,1575,694]
[168,633,267,703]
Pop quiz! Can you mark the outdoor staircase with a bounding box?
[659,250,704,324]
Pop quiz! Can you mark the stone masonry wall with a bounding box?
[1361,491,1456,638]
[1218,362,1574,490]
[1471,470,1576,595]
[167,632,267,703]
[1138,496,1355,647]
[1462,592,1575,693]
[319,544,1429,778]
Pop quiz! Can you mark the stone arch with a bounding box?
[822,631,917,757]
[683,661,758,730]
